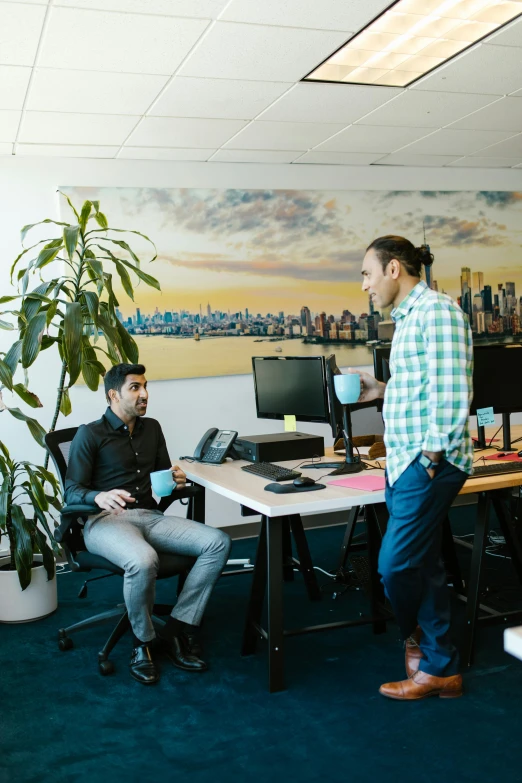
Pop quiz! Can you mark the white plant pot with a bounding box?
[0,553,58,623]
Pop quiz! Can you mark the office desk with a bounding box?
[180,457,389,692]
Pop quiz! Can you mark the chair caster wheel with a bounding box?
[58,636,74,651]
[99,660,115,676]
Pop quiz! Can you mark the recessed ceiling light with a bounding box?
[304,0,522,87]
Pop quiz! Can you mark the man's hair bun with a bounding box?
[416,244,434,267]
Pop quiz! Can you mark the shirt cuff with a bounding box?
[422,430,450,454]
[84,490,99,505]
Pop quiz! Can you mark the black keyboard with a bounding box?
[241,462,302,482]
[470,461,522,478]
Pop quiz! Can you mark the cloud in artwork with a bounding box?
[422,215,506,247]
[476,191,522,208]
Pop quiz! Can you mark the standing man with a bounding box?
[353,235,473,700]
[65,363,231,685]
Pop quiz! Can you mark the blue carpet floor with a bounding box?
[2,508,522,783]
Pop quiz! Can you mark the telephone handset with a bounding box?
[193,428,238,464]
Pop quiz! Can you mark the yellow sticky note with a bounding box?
[284,415,297,432]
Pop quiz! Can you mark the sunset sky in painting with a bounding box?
[63,187,522,318]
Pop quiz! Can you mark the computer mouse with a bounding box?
[518,450,522,458]
[293,476,316,488]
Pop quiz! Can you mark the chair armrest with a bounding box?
[157,483,203,512]
[55,504,99,542]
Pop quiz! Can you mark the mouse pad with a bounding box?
[264,483,326,494]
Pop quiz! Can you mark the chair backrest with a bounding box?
[44,427,79,493]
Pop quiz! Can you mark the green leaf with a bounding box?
[99,238,142,267]
[21,311,47,368]
[57,190,80,222]
[45,299,59,327]
[115,260,134,301]
[88,227,157,261]
[41,335,58,351]
[95,211,108,230]
[81,359,103,391]
[63,225,80,262]
[21,219,69,244]
[81,290,99,327]
[35,241,63,271]
[0,358,13,391]
[113,257,161,292]
[26,466,48,511]
[7,408,47,448]
[0,319,14,330]
[59,387,72,416]
[79,201,92,232]
[0,295,18,305]
[116,320,139,363]
[12,383,43,408]
[63,302,83,385]
[0,475,10,531]
[34,527,56,582]
[10,505,33,590]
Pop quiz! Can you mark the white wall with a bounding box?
[1,157,521,527]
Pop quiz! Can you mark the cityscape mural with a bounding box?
[61,187,522,380]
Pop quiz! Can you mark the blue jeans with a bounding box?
[380,455,467,677]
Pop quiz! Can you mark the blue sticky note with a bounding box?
[476,406,495,427]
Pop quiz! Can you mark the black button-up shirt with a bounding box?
[64,407,171,509]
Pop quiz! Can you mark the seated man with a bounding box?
[65,362,231,685]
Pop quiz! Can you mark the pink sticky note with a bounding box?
[328,475,385,491]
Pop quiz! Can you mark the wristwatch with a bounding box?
[419,453,440,471]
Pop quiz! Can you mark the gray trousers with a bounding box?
[83,509,231,643]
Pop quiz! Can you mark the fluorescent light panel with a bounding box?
[304,0,522,87]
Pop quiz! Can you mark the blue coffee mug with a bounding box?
[334,373,361,405]
[150,469,174,497]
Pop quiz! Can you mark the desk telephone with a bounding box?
[193,428,238,464]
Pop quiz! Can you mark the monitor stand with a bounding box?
[474,413,512,452]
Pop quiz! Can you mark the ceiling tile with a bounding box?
[39,7,209,75]
[16,144,119,157]
[151,77,293,119]
[398,128,515,155]
[118,147,216,160]
[27,69,169,115]
[0,65,31,110]
[19,112,139,145]
[258,82,400,124]
[221,0,390,32]
[179,22,350,81]
[446,156,520,167]
[222,121,346,150]
[470,132,522,156]
[127,117,247,147]
[448,96,522,131]
[210,149,302,163]
[314,124,432,153]
[483,16,522,48]
[0,110,21,141]
[295,151,385,164]
[0,142,13,155]
[0,2,46,66]
[55,0,229,17]
[374,153,460,166]
[358,90,498,129]
[412,44,522,96]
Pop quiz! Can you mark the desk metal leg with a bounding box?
[492,492,522,584]
[442,515,465,594]
[367,503,387,634]
[289,514,322,602]
[191,486,205,523]
[241,517,268,657]
[337,506,359,573]
[267,516,285,693]
[282,517,295,583]
[463,491,490,667]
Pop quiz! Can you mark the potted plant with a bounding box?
[0,440,62,622]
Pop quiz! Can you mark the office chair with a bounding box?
[45,427,204,676]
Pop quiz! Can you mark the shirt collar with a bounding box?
[391,279,428,322]
[104,407,143,432]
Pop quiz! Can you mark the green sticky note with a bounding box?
[477,406,495,427]
[284,415,297,432]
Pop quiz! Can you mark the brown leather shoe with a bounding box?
[379,670,463,700]
[405,626,424,678]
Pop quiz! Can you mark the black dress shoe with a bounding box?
[181,631,203,659]
[160,633,208,672]
[129,645,160,684]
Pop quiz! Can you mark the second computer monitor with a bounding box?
[252,356,329,423]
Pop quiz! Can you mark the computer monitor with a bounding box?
[325,354,379,439]
[470,344,522,415]
[252,356,329,424]
[373,346,391,384]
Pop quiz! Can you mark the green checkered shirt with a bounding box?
[383,280,474,486]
